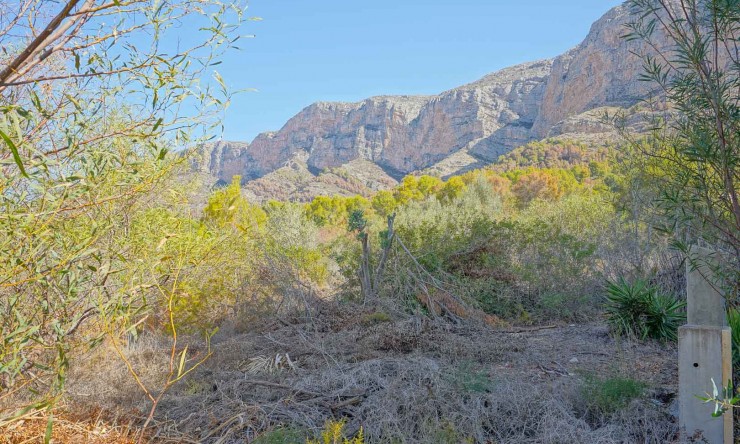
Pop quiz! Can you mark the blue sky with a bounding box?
[217,0,623,141]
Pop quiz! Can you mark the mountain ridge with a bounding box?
[193,2,665,201]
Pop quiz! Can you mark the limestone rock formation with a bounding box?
[199,2,667,201]
[531,3,664,138]
[191,140,251,185]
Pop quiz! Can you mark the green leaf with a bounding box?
[44,413,53,444]
[177,345,188,377]
[213,71,226,91]
[152,117,163,132]
[0,128,28,177]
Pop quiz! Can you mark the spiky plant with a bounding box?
[604,277,685,342]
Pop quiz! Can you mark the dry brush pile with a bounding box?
[61,300,681,444]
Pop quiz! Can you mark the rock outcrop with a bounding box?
[200,2,667,200]
[531,3,664,138]
[191,140,251,185]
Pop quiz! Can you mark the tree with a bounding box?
[0,0,246,431]
[417,175,444,196]
[511,170,563,205]
[371,190,398,217]
[437,176,467,202]
[395,175,424,204]
[623,0,739,293]
[204,175,267,234]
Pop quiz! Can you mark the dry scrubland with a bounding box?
[62,314,682,443]
[2,0,738,442]
[3,140,699,443]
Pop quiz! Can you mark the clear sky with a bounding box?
[218,0,624,142]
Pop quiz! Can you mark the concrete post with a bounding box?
[679,246,733,443]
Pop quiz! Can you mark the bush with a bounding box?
[604,278,685,342]
[253,427,305,444]
[443,362,492,394]
[727,308,740,368]
[579,373,646,420]
[307,419,364,444]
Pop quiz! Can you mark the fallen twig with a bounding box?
[242,379,322,398]
[496,325,558,334]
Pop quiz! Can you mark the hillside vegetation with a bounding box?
[1,0,738,442]
[2,137,690,442]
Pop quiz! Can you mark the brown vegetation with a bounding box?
[53,305,680,443]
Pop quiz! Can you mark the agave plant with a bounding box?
[604,277,685,342]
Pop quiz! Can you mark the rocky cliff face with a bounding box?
[191,140,251,185]
[200,2,666,200]
[532,3,664,138]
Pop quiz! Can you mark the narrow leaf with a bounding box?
[177,345,188,377]
[0,128,27,177]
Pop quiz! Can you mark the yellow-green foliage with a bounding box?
[504,167,584,206]
[264,203,330,284]
[437,176,467,202]
[417,175,444,196]
[305,195,370,226]
[204,175,267,233]
[307,419,364,444]
[371,190,398,217]
[394,175,424,204]
[495,138,612,171]
[128,192,252,333]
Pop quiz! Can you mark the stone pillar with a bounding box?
[679,246,733,443]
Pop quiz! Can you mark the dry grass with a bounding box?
[0,410,144,444]
[48,300,684,444]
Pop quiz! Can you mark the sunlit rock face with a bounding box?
[531,3,664,139]
[201,3,668,199]
[239,60,552,176]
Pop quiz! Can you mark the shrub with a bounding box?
[604,278,685,341]
[539,292,590,321]
[579,372,646,420]
[457,277,525,320]
[307,419,364,444]
[253,428,305,444]
[443,362,492,394]
[727,308,740,368]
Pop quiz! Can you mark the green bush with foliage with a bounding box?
[727,308,740,368]
[579,372,646,419]
[252,428,305,444]
[604,278,685,341]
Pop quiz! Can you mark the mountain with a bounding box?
[195,2,666,201]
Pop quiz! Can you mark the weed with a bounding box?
[253,427,305,444]
[307,419,363,444]
[579,372,646,420]
[361,311,392,326]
